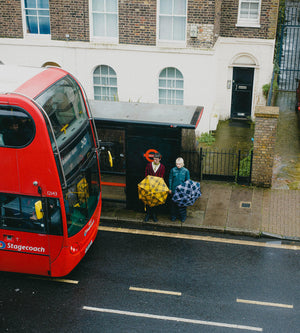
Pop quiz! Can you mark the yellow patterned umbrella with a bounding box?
[138,175,169,208]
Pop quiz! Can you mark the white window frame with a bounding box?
[89,0,118,43]
[93,65,118,101]
[158,67,184,105]
[236,0,261,28]
[157,0,187,47]
[21,0,51,39]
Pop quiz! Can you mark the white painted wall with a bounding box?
[0,36,275,135]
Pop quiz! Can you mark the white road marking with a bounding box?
[237,298,293,309]
[29,276,79,284]
[83,306,263,331]
[129,286,181,296]
[98,226,300,251]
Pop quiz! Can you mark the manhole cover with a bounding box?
[240,202,251,208]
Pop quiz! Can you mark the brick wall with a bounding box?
[187,0,217,48]
[0,0,23,38]
[0,0,280,45]
[213,0,222,43]
[50,0,89,41]
[252,106,279,187]
[220,0,280,39]
[119,0,156,45]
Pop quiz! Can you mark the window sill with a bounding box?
[90,37,118,45]
[236,21,261,28]
[157,40,187,48]
[23,33,51,40]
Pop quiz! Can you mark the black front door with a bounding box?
[231,67,254,119]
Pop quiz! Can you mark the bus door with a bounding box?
[0,194,51,275]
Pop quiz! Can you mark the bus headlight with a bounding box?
[70,242,80,254]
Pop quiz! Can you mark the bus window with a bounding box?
[64,157,100,237]
[0,194,46,233]
[36,76,88,148]
[60,126,94,180]
[47,198,63,236]
[0,108,35,147]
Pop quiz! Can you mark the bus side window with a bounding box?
[20,197,46,232]
[1,194,22,229]
[47,198,63,236]
[0,194,45,232]
[0,108,35,147]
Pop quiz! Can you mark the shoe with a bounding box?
[144,214,150,222]
[171,216,176,221]
[152,214,158,222]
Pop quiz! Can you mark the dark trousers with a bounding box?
[170,201,187,220]
[146,205,158,218]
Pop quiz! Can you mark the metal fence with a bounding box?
[278,3,300,91]
[182,148,253,185]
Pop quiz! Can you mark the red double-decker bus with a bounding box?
[0,65,102,277]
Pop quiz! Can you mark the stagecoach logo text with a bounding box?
[0,241,45,253]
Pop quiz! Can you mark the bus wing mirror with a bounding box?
[108,150,113,168]
[35,200,44,220]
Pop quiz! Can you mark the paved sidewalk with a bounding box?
[101,181,300,241]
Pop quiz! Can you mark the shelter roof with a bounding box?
[89,100,203,129]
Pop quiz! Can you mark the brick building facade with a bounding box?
[0,0,279,135]
[0,0,278,44]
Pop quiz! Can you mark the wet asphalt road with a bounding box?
[0,224,299,333]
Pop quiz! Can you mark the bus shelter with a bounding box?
[89,100,204,211]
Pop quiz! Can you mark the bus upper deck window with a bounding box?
[0,108,35,148]
[35,76,88,147]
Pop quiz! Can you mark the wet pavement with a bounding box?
[272,91,300,190]
[101,93,300,241]
[101,180,300,241]
[197,119,254,152]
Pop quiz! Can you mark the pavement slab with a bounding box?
[101,181,300,241]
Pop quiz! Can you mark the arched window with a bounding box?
[159,67,184,105]
[42,61,61,68]
[93,65,118,101]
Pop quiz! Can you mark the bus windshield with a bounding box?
[63,155,100,237]
[36,75,89,148]
[60,125,95,180]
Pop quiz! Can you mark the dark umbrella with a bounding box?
[172,179,201,207]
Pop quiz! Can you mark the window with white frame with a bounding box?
[93,65,118,101]
[23,0,50,35]
[237,0,261,27]
[159,67,184,105]
[91,0,118,39]
[159,0,187,42]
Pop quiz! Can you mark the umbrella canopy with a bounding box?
[172,179,201,207]
[138,175,169,207]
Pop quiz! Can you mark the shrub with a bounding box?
[197,132,216,146]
